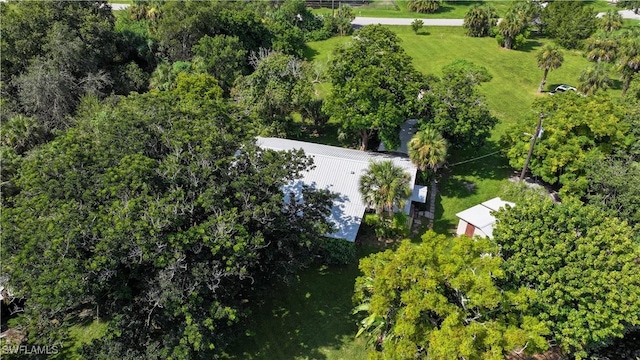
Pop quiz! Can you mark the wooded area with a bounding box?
[1,0,639,359]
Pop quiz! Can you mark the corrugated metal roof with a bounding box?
[257,137,418,242]
[455,197,516,239]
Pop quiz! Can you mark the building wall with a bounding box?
[456,220,469,237]
[455,220,489,238]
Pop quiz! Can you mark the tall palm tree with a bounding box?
[579,63,612,95]
[408,128,448,173]
[359,160,412,217]
[586,32,619,63]
[599,10,623,32]
[408,128,447,224]
[537,44,564,93]
[616,32,640,95]
[407,0,441,14]
[498,12,526,50]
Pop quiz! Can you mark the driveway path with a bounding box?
[352,17,463,26]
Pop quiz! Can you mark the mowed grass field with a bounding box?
[312,0,615,19]
[304,26,613,232]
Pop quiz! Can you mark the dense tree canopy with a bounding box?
[502,93,631,195]
[234,52,314,137]
[354,232,549,359]
[494,199,640,358]
[1,77,335,358]
[324,25,423,150]
[424,60,498,149]
[542,0,597,49]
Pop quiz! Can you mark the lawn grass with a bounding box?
[222,259,372,360]
[231,24,630,359]
[313,0,513,19]
[311,0,615,19]
[305,26,620,136]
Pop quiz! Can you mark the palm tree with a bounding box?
[408,128,448,173]
[498,12,526,50]
[579,63,612,95]
[407,0,441,14]
[463,5,499,37]
[537,44,564,93]
[599,10,623,32]
[359,160,412,217]
[408,128,447,225]
[586,32,619,63]
[616,32,640,95]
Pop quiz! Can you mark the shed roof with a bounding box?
[257,137,418,241]
[455,197,515,239]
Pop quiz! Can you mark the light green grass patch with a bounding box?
[65,319,109,359]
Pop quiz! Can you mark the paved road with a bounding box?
[109,3,639,22]
[353,17,463,26]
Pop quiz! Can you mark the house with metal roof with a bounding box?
[257,137,427,242]
[455,197,515,239]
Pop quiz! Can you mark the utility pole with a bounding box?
[519,113,544,182]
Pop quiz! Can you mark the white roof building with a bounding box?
[257,137,424,242]
[455,197,515,239]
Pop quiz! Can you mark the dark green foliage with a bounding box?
[324,25,424,150]
[463,5,499,37]
[542,0,597,49]
[1,78,335,358]
[234,52,314,137]
[364,212,410,241]
[424,60,497,149]
[494,199,640,358]
[584,154,640,226]
[149,1,271,62]
[317,238,356,265]
[502,94,630,196]
[496,1,532,50]
[192,35,247,93]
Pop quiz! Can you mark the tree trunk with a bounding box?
[360,130,370,151]
[622,77,631,96]
[504,36,513,50]
[539,68,549,93]
[428,177,437,229]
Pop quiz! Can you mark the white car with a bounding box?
[549,85,577,95]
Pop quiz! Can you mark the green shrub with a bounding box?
[317,237,356,265]
[365,212,410,241]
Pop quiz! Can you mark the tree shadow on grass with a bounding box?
[444,140,511,182]
[303,45,321,62]
[223,261,366,360]
[517,39,544,53]
[431,190,455,235]
[435,0,483,14]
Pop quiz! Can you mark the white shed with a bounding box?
[455,197,515,239]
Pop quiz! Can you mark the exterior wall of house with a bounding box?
[456,220,489,238]
[456,220,469,237]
